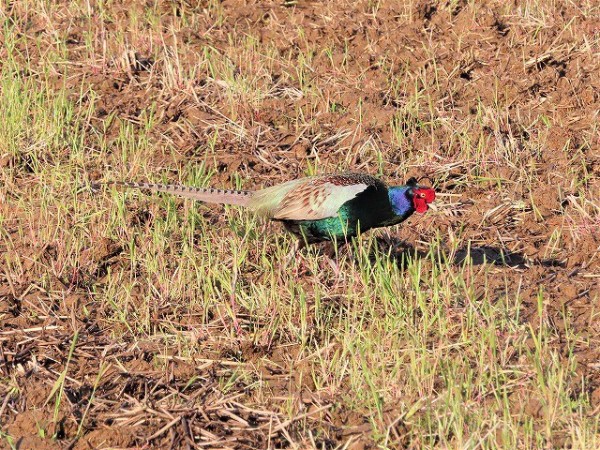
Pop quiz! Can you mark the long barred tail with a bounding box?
[91,180,253,207]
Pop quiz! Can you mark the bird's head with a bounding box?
[406,177,436,213]
[388,177,436,216]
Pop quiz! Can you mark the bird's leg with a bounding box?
[325,250,342,276]
[336,237,354,259]
[282,223,309,271]
[327,238,363,276]
[285,237,308,276]
[285,238,304,263]
[323,238,348,276]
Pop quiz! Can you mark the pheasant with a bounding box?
[92,173,435,243]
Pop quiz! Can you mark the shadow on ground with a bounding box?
[372,236,564,270]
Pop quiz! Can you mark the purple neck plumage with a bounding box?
[388,186,413,216]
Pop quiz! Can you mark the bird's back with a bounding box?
[248,173,387,220]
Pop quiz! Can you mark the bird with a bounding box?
[91,173,435,243]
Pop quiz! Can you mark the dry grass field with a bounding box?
[1,0,600,448]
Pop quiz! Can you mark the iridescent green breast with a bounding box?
[293,209,357,242]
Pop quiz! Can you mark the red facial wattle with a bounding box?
[412,188,436,213]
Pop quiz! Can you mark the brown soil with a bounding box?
[1,0,599,448]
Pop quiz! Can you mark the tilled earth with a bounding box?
[1,0,599,448]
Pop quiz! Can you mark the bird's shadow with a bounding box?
[371,236,565,270]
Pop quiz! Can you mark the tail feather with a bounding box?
[92,181,253,207]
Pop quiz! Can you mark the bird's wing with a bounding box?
[273,181,369,220]
[250,174,379,221]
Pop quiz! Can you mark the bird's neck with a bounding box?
[388,186,413,217]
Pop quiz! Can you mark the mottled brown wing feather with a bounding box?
[271,174,383,220]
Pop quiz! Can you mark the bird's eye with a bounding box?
[419,193,426,198]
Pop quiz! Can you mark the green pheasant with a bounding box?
[92,173,435,243]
